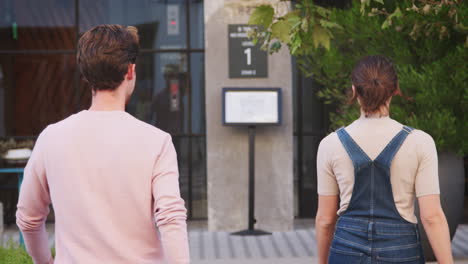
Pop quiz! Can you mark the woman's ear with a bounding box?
[352,85,362,105]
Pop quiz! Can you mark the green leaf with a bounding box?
[282,10,301,21]
[373,0,384,4]
[381,18,391,29]
[381,7,402,29]
[271,20,292,43]
[360,0,371,14]
[319,19,343,30]
[270,41,282,53]
[315,6,331,18]
[454,23,468,33]
[312,25,331,50]
[392,7,403,18]
[249,5,275,29]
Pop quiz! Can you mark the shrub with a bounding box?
[0,242,32,264]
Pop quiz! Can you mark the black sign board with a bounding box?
[228,24,268,78]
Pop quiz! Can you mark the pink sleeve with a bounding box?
[152,134,190,264]
[16,129,53,264]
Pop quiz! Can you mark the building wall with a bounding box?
[204,0,294,232]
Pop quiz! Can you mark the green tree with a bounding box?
[250,0,468,155]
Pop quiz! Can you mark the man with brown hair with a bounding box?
[16,25,190,264]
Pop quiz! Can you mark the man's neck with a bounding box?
[89,89,126,111]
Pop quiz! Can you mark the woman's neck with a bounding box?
[360,108,390,119]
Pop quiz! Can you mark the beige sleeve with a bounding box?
[415,131,440,197]
[317,134,339,195]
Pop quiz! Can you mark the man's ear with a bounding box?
[126,64,136,80]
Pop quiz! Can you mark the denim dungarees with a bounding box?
[329,126,425,264]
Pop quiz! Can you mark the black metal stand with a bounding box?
[232,126,271,236]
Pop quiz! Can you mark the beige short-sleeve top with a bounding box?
[317,116,440,223]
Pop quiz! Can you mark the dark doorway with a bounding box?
[293,60,331,218]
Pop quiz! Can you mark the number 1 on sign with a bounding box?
[244,48,252,65]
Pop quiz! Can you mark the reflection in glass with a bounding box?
[127,53,188,134]
[0,54,77,136]
[79,0,187,49]
[191,137,207,218]
[174,136,189,211]
[190,0,204,49]
[191,53,205,134]
[0,0,75,50]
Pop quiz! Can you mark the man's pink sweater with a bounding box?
[16,110,190,264]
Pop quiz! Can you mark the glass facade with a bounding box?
[0,0,206,221]
[292,60,330,218]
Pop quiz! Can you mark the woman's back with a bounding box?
[315,55,452,264]
[317,115,439,223]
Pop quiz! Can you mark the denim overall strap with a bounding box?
[330,126,424,264]
[336,126,415,221]
[336,128,371,170]
[374,126,414,167]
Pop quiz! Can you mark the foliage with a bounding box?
[0,242,32,264]
[0,241,55,264]
[248,2,343,53]
[249,0,468,155]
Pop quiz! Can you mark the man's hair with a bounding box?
[350,55,402,115]
[77,25,139,91]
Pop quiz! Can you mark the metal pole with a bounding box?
[231,126,270,236]
[248,125,255,230]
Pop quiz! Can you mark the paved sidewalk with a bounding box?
[187,220,468,263]
[3,220,468,263]
[192,257,315,264]
[191,259,468,264]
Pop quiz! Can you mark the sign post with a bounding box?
[223,88,282,236]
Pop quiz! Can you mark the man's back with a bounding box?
[17,110,189,264]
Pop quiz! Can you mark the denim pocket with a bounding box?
[376,244,422,264]
[329,247,366,264]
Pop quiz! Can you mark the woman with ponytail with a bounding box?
[315,55,453,264]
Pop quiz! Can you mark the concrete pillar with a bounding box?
[205,0,294,232]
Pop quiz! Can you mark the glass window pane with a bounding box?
[127,52,188,135]
[301,77,328,134]
[189,0,204,49]
[191,136,206,218]
[173,136,189,212]
[0,54,77,136]
[190,53,205,134]
[79,0,187,50]
[293,136,299,217]
[0,0,76,50]
[299,136,320,217]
